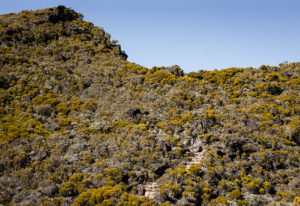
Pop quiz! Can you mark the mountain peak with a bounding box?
[0,6,127,60]
[47,5,83,23]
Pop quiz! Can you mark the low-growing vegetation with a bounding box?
[0,5,299,206]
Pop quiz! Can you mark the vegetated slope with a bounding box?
[0,6,299,206]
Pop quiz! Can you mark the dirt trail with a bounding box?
[144,182,157,199]
[186,151,205,170]
[143,140,206,199]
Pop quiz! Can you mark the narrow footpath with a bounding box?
[143,140,206,199]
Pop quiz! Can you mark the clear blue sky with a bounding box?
[1,0,299,72]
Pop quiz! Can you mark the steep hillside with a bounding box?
[0,6,299,206]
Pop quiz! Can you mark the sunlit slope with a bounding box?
[0,6,299,206]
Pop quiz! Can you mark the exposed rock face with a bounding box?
[162,65,184,77]
[136,184,145,195]
[30,150,48,161]
[160,141,171,156]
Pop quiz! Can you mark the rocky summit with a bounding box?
[0,6,299,206]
